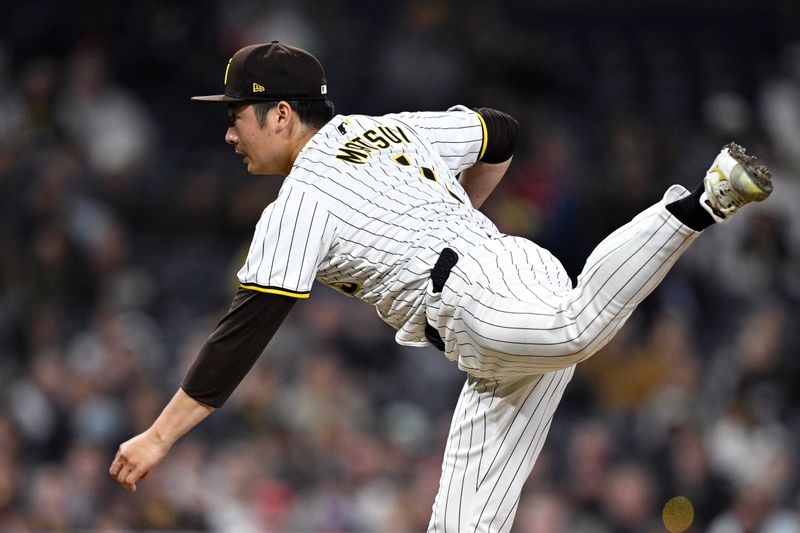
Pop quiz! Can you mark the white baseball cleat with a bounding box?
[701,142,773,223]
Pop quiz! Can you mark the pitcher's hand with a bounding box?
[109,429,170,492]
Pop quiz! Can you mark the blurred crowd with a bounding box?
[1,1,800,531]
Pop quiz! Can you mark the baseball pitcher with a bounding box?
[109,42,772,532]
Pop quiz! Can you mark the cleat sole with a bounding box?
[723,142,773,198]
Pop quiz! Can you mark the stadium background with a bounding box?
[1,0,800,531]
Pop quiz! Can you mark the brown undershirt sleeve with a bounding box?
[181,287,297,408]
[474,107,519,164]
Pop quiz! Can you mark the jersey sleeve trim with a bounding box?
[239,283,311,299]
[475,110,488,161]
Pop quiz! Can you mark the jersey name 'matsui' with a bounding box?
[335,125,411,164]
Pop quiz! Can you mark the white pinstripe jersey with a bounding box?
[237,106,501,345]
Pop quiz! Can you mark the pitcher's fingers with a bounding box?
[124,469,143,492]
[109,454,124,477]
[114,464,133,486]
[110,446,131,474]
[118,473,136,492]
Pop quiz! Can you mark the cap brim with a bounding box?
[190,94,248,102]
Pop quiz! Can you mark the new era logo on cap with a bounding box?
[192,42,328,103]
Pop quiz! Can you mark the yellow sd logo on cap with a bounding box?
[224,58,232,85]
[252,83,265,92]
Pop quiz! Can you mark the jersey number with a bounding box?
[393,154,462,203]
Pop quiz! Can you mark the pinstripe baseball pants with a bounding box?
[426,185,699,532]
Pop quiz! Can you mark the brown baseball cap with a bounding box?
[191,41,328,102]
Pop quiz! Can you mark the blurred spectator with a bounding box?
[759,41,800,174]
[561,419,614,528]
[661,425,730,530]
[514,489,576,533]
[703,91,753,144]
[56,44,156,178]
[0,42,24,150]
[707,486,800,533]
[599,462,663,533]
[223,0,321,52]
[17,55,59,146]
[581,311,698,418]
[372,1,468,111]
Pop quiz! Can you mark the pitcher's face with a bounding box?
[225,104,283,175]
